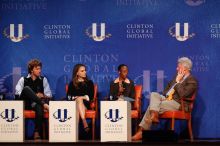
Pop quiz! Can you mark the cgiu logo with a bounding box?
[53,109,72,122]
[105,109,123,122]
[3,24,29,42]
[85,23,111,41]
[169,23,195,41]
[0,109,19,122]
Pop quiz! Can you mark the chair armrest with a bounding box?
[181,92,196,102]
[90,99,96,110]
[182,97,194,102]
[179,98,185,112]
[134,85,143,116]
[136,98,141,116]
[180,97,194,113]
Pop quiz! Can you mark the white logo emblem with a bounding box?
[3,24,29,42]
[169,23,195,41]
[85,23,111,41]
[185,0,205,6]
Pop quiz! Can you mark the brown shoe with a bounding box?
[150,110,159,123]
[132,131,142,141]
[132,127,142,141]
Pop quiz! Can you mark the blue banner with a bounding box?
[0,0,219,138]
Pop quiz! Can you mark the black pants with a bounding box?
[20,86,44,138]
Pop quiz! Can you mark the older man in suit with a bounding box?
[132,57,198,141]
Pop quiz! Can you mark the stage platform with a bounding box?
[1,140,220,146]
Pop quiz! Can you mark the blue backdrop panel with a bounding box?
[0,0,220,138]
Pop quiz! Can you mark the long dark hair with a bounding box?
[72,64,88,88]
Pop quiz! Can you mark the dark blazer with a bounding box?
[163,74,198,111]
[110,79,135,100]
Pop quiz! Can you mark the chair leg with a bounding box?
[171,118,175,130]
[42,119,48,139]
[92,118,95,140]
[134,118,138,132]
[188,118,194,142]
[42,122,46,139]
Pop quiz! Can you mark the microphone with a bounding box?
[121,81,125,88]
[110,95,113,101]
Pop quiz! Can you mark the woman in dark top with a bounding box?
[66,64,94,132]
[110,64,135,100]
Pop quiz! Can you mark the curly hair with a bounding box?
[27,59,42,74]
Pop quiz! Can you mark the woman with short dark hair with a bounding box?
[110,64,135,100]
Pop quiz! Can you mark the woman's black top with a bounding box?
[66,80,94,109]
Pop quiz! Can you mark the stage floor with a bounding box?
[1,139,220,146]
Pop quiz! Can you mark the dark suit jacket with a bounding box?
[162,74,198,111]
